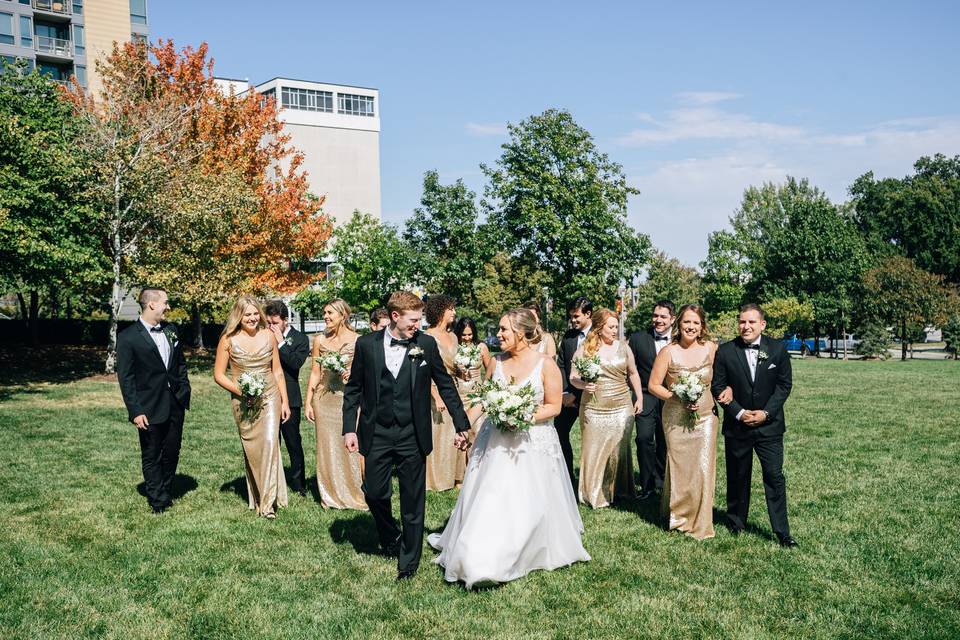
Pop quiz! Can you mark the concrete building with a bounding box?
[0,0,148,95]
[215,76,381,224]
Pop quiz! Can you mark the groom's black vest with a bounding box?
[376,356,413,427]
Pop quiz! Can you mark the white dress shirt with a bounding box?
[383,327,408,378]
[653,331,671,354]
[576,323,592,349]
[736,337,763,421]
[278,325,291,349]
[140,317,170,369]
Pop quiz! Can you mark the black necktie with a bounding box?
[150,325,164,333]
[390,337,411,347]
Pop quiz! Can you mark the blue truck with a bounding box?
[782,334,828,354]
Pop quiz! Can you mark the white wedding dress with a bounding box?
[428,356,590,589]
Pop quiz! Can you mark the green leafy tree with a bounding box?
[404,170,487,306]
[762,296,815,341]
[472,253,550,325]
[626,251,701,333]
[481,109,651,306]
[942,314,960,360]
[0,61,104,344]
[854,322,892,360]
[851,154,960,284]
[330,211,415,311]
[700,230,750,315]
[862,256,955,361]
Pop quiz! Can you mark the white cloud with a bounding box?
[676,91,742,105]
[618,106,805,146]
[465,122,508,137]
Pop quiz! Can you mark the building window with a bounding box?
[73,0,82,15]
[130,0,147,25]
[19,15,31,47]
[337,93,375,117]
[131,32,146,45]
[74,64,85,87]
[0,12,14,45]
[281,86,333,113]
[73,24,83,54]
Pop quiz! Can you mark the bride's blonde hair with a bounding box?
[583,308,618,357]
[503,308,543,347]
[221,295,267,339]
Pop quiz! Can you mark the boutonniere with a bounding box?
[757,350,769,362]
[283,336,293,347]
[163,326,178,348]
[407,346,424,359]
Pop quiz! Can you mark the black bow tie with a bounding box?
[654,335,669,342]
[149,325,164,333]
[390,337,411,347]
[744,343,760,350]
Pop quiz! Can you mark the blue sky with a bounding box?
[151,1,959,266]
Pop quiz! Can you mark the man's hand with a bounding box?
[269,325,285,345]
[717,386,733,405]
[344,433,359,453]
[742,410,767,426]
[133,414,149,430]
[561,393,576,408]
[453,431,470,451]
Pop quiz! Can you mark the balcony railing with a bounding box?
[35,35,73,57]
[32,0,71,15]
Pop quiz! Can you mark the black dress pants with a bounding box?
[554,405,578,492]
[634,401,666,492]
[137,403,184,509]
[363,421,426,573]
[724,431,790,537]
[279,406,305,491]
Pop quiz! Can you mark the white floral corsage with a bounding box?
[757,350,769,361]
[407,346,424,359]
[163,326,178,348]
[283,336,293,347]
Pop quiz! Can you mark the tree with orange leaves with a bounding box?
[65,40,331,369]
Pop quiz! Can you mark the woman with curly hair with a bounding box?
[423,294,465,491]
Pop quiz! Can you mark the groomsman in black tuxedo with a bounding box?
[555,296,593,491]
[116,288,191,514]
[712,303,798,547]
[342,291,470,580]
[627,299,674,499]
[265,300,310,496]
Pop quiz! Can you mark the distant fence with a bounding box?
[0,319,225,346]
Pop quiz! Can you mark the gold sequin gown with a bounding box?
[661,349,718,540]
[456,345,486,445]
[312,339,367,510]
[578,341,636,508]
[426,339,466,491]
[230,338,288,518]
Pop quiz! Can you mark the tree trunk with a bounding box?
[66,296,73,320]
[105,237,123,374]
[841,310,848,361]
[192,303,204,350]
[28,290,40,346]
[900,318,907,361]
[16,292,27,321]
[49,287,59,319]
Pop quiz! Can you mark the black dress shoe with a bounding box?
[778,534,798,548]
[637,489,654,500]
[151,505,167,515]
[396,569,416,581]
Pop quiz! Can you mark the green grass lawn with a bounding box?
[1,355,958,639]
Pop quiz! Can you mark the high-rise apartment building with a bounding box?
[216,76,381,224]
[0,0,148,95]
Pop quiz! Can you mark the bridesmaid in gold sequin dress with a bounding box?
[648,304,718,540]
[214,295,290,519]
[305,299,367,510]
[453,317,492,442]
[424,295,466,491]
[570,308,644,508]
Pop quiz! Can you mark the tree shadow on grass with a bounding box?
[137,473,199,501]
[329,513,380,555]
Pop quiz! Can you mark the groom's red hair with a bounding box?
[387,291,424,315]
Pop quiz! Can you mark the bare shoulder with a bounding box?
[540,353,560,375]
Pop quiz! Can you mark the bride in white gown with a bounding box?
[428,308,590,589]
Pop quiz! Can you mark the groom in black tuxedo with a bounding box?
[627,299,674,499]
[712,303,797,547]
[265,300,310,496]
[116,288,191,514]
[342,291,470,580]
[555,296,593,492]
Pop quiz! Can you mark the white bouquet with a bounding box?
[316,351,348,374]
[467,378,537,433]
[574,354,602,383]
[670,372,705,428]
[237,372,265,417]
[455,343,482,371]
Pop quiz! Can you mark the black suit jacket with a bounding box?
[277,327,309,408]
[116,321,191,424]
[711,335,792,438]
[556,327,584,405]
[342,329,469,457]
[627,328,663,416]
